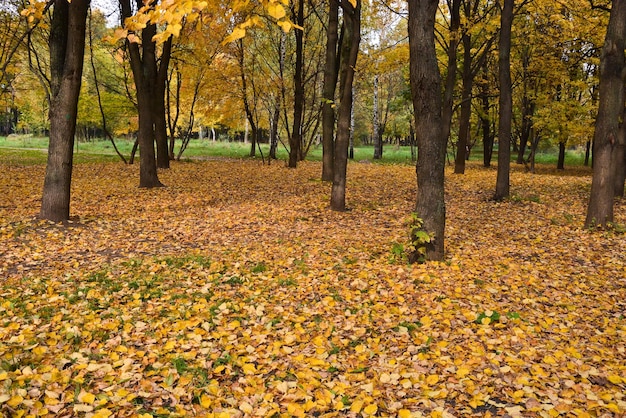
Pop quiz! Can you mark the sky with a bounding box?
[92,0,120,27]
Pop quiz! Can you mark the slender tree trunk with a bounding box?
[40,0,90,222]
[517,47,533,164]
[322,0,339,181]
[154,36,172,168]
[121,0,162,187]
[586,0,626,227]
[454,32,472,174]
[288,0,305,168]
[493,0,514,201]
[330,0,360,211]
[584,140,591,166]
[373,75,382,159]
[480,65,493,167]
[408,0,445,261]
[441,0,461,151]
[557,140,566,170]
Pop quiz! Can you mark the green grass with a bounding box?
[0,135,590,167]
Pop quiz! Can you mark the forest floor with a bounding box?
[0,159,625,417]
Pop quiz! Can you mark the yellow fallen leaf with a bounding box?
[398,410,412,418]
[239,401,253,413]
[363,403,378,415]
[350,399,364,413]
[7,395,24,408]
[426,374,439,385]
[200,394,212,408]
[242,363,256,374]
[77,392,96,404]
[456,366,471,378]
[607,375,623,385]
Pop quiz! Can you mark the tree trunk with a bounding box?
[373,75,382,159]
[330,0,360,211]
[584,140,591,166]
[40,0,90,222]
[480,65,493,167]
[614,89,626,197]
[614,115,625,197]
[493,0,514,201]
[586,0,626,227]
[154,36,172,168]
[322,0,339,181]
[557,141,566,170]
[269,103,280,159]
[288,0,305,168]
[441,0,461,151]
[121,0,163,188]
[454,32,472,174]
[408,0,445,261]
[517,47,534,164]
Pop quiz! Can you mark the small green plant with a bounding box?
[389,242,406,263]
[406,213,433,264]
[475,310,501,324]
[251,262,267,273]
[172,357,188,374]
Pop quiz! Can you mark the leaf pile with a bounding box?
[0,160,625,417]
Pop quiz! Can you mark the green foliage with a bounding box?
[406,213,433,264]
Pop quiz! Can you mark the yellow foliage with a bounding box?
[0,160,624,416]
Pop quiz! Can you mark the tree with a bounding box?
[407,0,445,261]
[329,0,360,211]
[287,0,304,167]
[585,0,626,227]
[40,0,91,222]
[119,0,164,187]
[493,0,513,201]
[321,0,339,180]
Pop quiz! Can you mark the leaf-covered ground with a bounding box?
[0,160,625,417]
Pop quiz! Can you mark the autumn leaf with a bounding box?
[0,159,624,416]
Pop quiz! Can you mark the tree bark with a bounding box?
[408,0,445,261]
[454,32,473,174]
[586,0,626,227]
[330,0,360,211]
[121,0,163,188]
[614,114,625,197]
[288,0,305,168]
[321,0,339,181]
[154,35,172,168]
[373,75,382,159]
[480,64,493,167]
[40,0,90,222]
[441,0,461,153]
[557,140,566,170]
[493,0,514,201]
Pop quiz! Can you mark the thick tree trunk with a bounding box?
[441,0,461,151]
[288,0,305,168]
[614,117,625,197]
[322,0,339,181]
[408,0,445,261]
[40,0,90,222]
[586,0,626,227]
[330,0,360,211]
[493,0,514,201]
